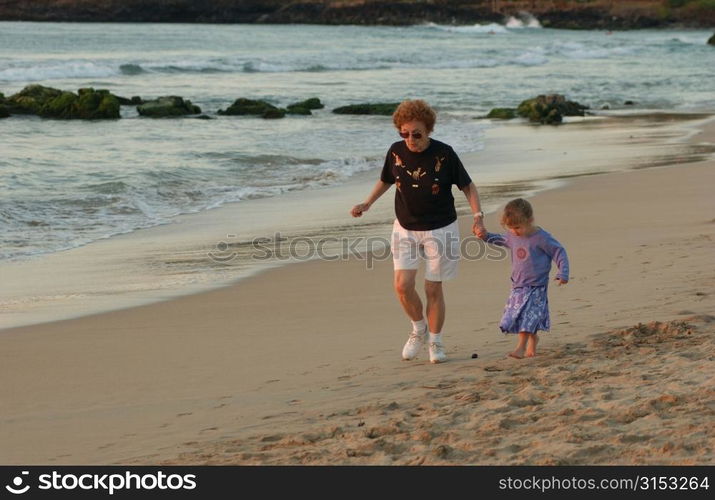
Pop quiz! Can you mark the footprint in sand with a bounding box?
[176,412,192,417]
[260,434,284,443]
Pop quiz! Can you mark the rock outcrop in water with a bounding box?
[287,98,325,115]
[332,103,399,115]
[516,94,589,125]
[137,96,202,117]
[5,85,120,119]
[218,98,286,119]
[486,108,517,120]
[0,1,713,29]
[0,93,9,119]
[485,95,589,124]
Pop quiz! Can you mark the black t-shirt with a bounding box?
[380,139,472,231]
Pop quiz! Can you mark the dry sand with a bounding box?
[1,116,713,465]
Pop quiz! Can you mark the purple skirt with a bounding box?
[499,286,550,334]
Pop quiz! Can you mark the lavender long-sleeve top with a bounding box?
[485,228,569,288]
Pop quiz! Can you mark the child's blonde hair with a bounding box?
[501,198,533,227]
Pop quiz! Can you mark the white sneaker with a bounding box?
[429,341,447,364]
[402,326,428,360]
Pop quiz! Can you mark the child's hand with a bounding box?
[556,277,568,286]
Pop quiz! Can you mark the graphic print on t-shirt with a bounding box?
[392,152,404,168]
[435,156,445,173]
[393,152,427,189]
[516,247,528,260]
[391,152,448,195]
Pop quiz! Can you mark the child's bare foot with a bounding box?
[525,334,539,357]
[508,333,528,359]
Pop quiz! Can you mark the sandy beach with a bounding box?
[1,115,714,465]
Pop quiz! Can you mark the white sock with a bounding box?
[429,332,442,344]
[411,319,426,333]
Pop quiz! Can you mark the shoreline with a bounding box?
[1,2,713,29]
[1,111,712,331]
[0,114,713,464]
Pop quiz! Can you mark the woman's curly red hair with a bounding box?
[392,99,436,133]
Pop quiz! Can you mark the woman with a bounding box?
[350,99,485,363]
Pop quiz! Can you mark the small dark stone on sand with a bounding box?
[471,353,479,359]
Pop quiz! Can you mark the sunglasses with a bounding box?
[399,130,423,140]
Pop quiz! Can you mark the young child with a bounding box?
[478,198,569,358]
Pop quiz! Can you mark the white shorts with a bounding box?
[391,219,460,282]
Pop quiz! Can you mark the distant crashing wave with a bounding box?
[421,22,509,34]
[506,14,542,29]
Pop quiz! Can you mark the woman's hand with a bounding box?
[556,277,569,286]
[472,219,487,239]
[350,203,370,217]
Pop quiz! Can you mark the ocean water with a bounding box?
[1,21,714,262]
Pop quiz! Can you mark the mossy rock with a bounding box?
[516,94,588,125]
[486,108,516,120]
[38,91,78,118]
[286,98,324,115]
[263,108,286,119]
[7,85,120,119]
[0,105,9,118]
[76,88,120,119]
[332,102,399,115]
[7,84,64,114]
[218,98,280,116]
[286,105,312,115]
[708,33,715,46]
[116,95,145,105]
[137,96,201,117]
[35,88,120,119]
[290,98,324,110]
